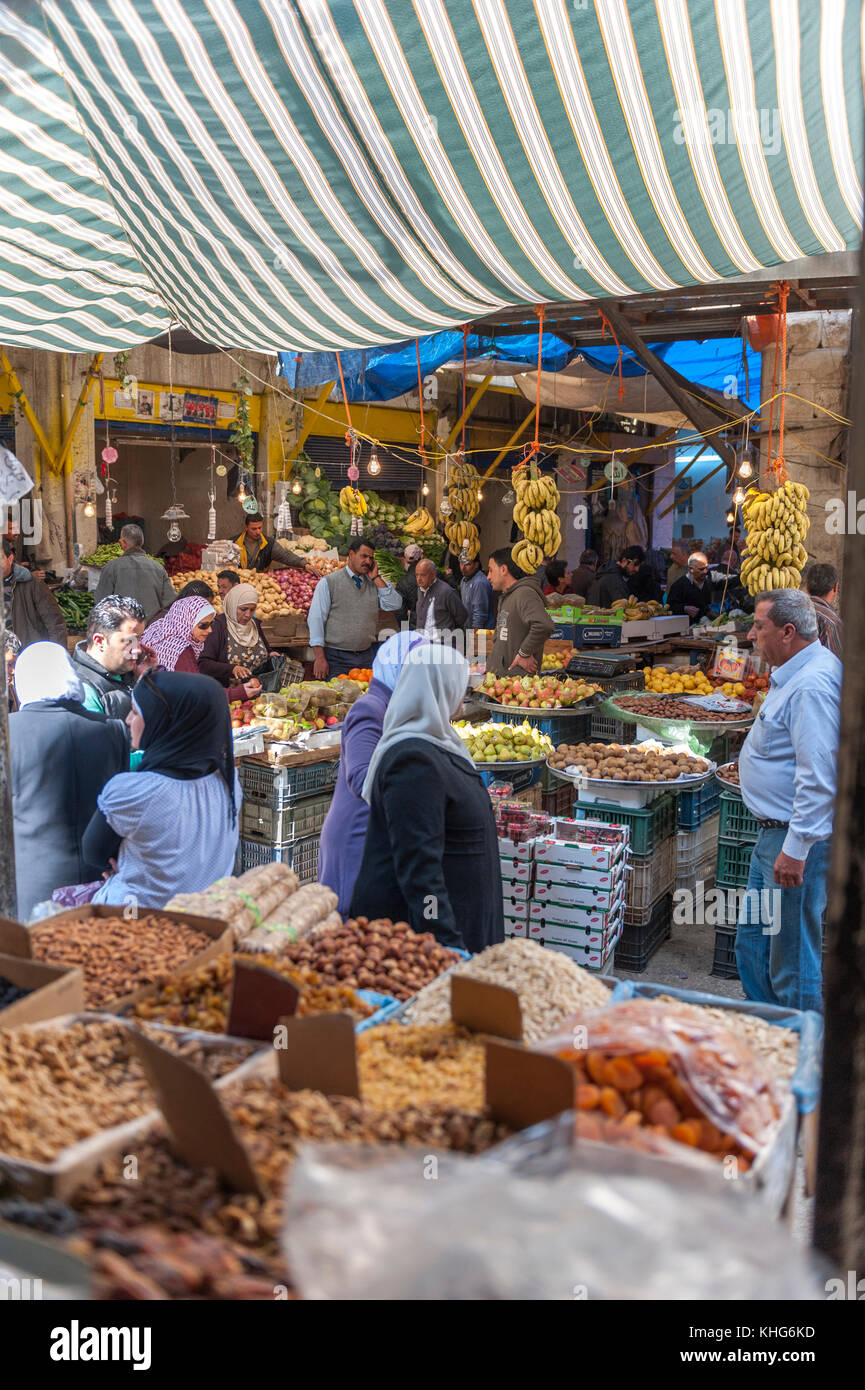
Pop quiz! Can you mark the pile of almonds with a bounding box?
[30,914,216,1008]
[274,918,461,1000]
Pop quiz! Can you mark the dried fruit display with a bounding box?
[614,695,747,722]
[539,997,783,1169]
[130,953,373,1032]
[404,938,611,1041]
[274,917,461,1000]
[716,762,741,787]
[547,741,707,781]
[30,914,217,1008]
[357,1024,485,1112]
[72,1082,509,1264]
[0,1021,256,1164]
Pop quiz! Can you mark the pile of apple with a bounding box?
[229,698,339,737]
[271,566,321,615]
[479,672,601,709]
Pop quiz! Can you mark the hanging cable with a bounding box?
[598,309,626,404]
[461,325,468,455]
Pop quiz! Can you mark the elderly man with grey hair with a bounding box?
[735,588,842,1014]
[94,524,176,619]
[414,558,468,635]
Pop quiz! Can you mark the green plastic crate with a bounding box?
[575,793,677,858]
[718,790,761,845]
[715,839,755,889]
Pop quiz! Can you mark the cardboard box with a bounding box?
[500,880,530,901]
[503,920,527,939]
[652,615,690,639]
[501,898,529,920]
[500,859,533,884]
[529,895,624,931]
[543,933,620,970]
[497,838,533,861]
[533,859,625,891]
[0,953,84,1029]
[620,619,655,642]
[0,908,233,1013]
[526,920,544,941]
[533,834,626,873]
[536,918,620,950]
[532,877,623,909]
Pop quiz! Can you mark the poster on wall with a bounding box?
[135,389,155,419]
[159,391,184,422]
[183,392,218,424]
[217,398,236,421]
[113,388,135,411]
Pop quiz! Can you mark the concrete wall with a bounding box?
[759,310,850,573]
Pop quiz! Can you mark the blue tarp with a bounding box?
[278,333,758,409]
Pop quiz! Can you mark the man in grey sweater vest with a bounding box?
[307,536,403,678]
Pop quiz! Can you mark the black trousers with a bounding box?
[324,644,377,677]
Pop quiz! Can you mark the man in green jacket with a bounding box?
[486,547,554,675]
[94,524,176,619]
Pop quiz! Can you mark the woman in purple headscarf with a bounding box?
[317,631,426,913]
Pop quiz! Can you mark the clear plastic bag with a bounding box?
[283,1135,825,1301]
[535,997,784,1161]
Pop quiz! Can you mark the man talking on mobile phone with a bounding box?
[307,536,403,679]
[72,595,158,719]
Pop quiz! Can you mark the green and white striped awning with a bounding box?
[0,0,862,353]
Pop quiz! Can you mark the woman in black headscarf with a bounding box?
[82,669,238,909]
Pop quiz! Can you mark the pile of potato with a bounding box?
[548,741,708,783]
[170,568,299,619]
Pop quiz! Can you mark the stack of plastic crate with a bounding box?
[675,779,720,893]
[712,788,761,979]
[237,753,340,880]
[574,794,677,971]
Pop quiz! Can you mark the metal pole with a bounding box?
[812,243,865,1267]
[0,567,17,919]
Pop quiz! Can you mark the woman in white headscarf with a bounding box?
[8,643,129,919]
[199,582,272,688]
[349,644,504,952]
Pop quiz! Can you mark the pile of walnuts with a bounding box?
[548,742,707,783]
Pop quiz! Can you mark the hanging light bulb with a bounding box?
[421,482,429,497]
[167,521,182,543]
[737,457,754,479]
[368,450,381,476]
[83,497,95,518]
[476,488,484,501]
[725,510,735,525]
[292,479,302,495]
[732,486,746,506]
[237,481,247,503]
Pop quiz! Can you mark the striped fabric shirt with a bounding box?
[810,595,843,659]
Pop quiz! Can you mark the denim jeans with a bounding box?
[735,828,830,1014]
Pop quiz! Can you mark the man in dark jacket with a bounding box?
[72,595,153,719]
[487,547,554,674]
[460,557,495,629]
[94,524,176,619]
[667,551,713,622]
[2,540,67,649]
[586,546,645,607]
[569,549,599,601]
[414,559,468,632]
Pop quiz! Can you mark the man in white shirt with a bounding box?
[414,559,468,636]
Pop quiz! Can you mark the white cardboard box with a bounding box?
[527,920,545,941]
[500,880,531,901]
[532,877,624,909]
[533,859,625,892]
[500,859,533,884]
[498,839,533,861]
[535,915,622,950]
[501,897,530,920]
[543,935,619,970]
[504,919,528,938]
[533,832,627,872]
[529,896,624,931]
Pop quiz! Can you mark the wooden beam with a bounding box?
[0,349,55,468]
[286,381,335,468]
[444,372,494,452]
[482,408,537,477]
[584,307,742,472]
[53,353,104,476]
[647,443,708,515]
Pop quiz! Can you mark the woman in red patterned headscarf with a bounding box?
[141,596,259,701]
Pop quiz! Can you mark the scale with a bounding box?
[566,652,637,678]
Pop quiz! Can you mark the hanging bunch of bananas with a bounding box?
[446,486,479,520]
[510,462,561,572]
[339,485,367,518]
[443,518,480,559]
[740,479,810,594]
[404,507,436,537]
[449,458,480,489]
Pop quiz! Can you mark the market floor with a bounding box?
[610,918,815,1247]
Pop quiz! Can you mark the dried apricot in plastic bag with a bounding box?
[603,1057,643,1092]
[599,1086,626,1119]
[576,1083,601,1109]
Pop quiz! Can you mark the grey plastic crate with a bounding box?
[240,790,333,847]
[239,756,339,806]
[237,833,320,882]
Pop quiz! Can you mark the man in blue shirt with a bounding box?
[735,589,842,1013]
[307,536,402,679]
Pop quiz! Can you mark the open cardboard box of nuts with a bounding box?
[0,907,233,1014]
[0,1013,263,1201]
